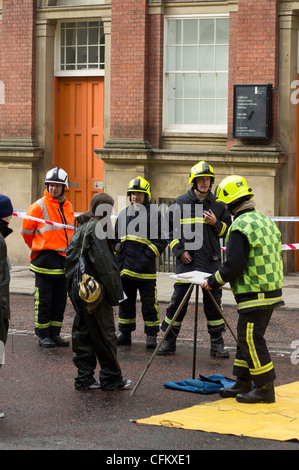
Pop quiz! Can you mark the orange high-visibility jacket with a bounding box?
[21,189,75,261]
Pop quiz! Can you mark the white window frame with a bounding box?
[54,20,105,77]
[163,14,229,135]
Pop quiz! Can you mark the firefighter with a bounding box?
[158,161,231,357]
[21,167,74,347]
[202,175,284,403]
[114,176,167,348]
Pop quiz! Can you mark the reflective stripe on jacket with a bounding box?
[114,201,167,280]
[167,189,231,275]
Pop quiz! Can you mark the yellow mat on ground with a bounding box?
[135,382,299,441]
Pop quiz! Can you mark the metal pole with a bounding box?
[206,289,238,342]
[192,284,199,379]
[130,283,194,396]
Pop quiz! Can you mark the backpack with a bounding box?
[71,220,105,315]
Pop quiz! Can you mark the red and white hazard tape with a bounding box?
[221,243,299,251]
[281,243,299,251]
[12,211,74,231]
[12,211,299,251]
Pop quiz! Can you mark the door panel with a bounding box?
[87,79,104,202]
[54,77,104,213]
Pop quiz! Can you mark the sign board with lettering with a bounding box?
[233,84,272,140]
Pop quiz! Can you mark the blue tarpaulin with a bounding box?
[163,374,236,394]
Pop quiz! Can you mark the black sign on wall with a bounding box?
[233,84,273,140]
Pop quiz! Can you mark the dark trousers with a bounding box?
[0,318,9,368]
[72,301,124,390]
[233,307,276,386]
[118,277,159,335]
[34,273,67,338]
[161,282,225,338]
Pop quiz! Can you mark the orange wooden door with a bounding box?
[54,77,104,213]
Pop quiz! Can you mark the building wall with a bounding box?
[110,0,148,141]
[0,0,36,139]
[100,0,284,208]
[0,0,42,266]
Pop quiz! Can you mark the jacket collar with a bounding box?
[188,188,213,203]
[44,188,65,205]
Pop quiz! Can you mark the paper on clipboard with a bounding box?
[170,270,231,290]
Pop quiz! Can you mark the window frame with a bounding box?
[54,20,105,77]
[163,14,229,135]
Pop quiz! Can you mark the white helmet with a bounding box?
[45,167,69,189]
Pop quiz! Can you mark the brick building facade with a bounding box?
[0,0,298,271]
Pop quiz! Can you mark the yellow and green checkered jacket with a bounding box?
[211,209,284,312]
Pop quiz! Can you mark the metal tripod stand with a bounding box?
[130,272,237,396]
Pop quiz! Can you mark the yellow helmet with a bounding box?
[215,175,254,204]
[127,176,151,199]
[189,161,215,185]
[79,274,105,313]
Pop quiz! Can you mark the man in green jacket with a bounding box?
[202,175,284,404]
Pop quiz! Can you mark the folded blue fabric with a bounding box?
[163,374,236,394]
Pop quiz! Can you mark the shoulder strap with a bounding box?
[80,219,92,256]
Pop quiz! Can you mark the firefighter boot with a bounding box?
[219,378,253,398]
[38,337,56,348]
[117,331,132,346]
[210,331,229,358]
[51,335,70,347]
[157,334,176,355]
[236,382,275,404]
[146,334,157,349]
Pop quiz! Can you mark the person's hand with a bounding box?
[179,251,192,264]
[203,209,217,226]
[202,280,212,290]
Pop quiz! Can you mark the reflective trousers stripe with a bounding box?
[118,279,159,334]
[34,288,63,329]
[233,358,274,377]
[121,269,156,280]
[233,315,275,383]
[30,263,65,276]
[246,321,274,376]
[34,273,67,337]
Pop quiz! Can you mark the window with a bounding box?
[164,16,229,134]
[56,21,105,76]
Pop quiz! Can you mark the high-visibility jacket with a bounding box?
[209,208,284,312]
[227,210,284,295]
[21,190,75,267]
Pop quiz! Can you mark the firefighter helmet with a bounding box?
[45,167,69,189]
[215,175,254,205]
[127,176,151,199]
[189,161,215,185]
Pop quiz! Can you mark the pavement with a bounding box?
[9,265,299,310]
